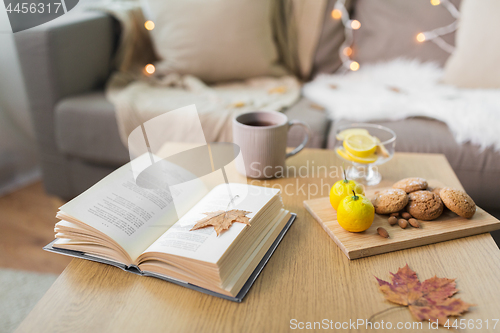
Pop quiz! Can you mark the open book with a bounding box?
[45,154,294,301]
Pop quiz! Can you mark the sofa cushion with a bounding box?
[443,0,500,88]
[352,0,460,66]
[144,0,286,83]
[55,92,130,166]
[328,118,500,211]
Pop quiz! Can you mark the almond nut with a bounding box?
[402,212,412,220]
[398,219,408,229]
[408,218,420,228]
[388,216,398,225]
[377,227,389,238]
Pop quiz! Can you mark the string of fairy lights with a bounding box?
[332,0,460,73]
[416,0,460,54]
[144,20,156,75]
[142,0,460,75]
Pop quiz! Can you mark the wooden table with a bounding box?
[17,151,500,333]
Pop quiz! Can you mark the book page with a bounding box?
[59,154,208,261]
[142,183,280,264]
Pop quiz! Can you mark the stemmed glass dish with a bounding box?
[333,123,396,186]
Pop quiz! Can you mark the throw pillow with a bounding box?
[352,0,460,66]
[142,0,286,83]
[443,0,500,88]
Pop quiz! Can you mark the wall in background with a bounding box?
[0,5,40,195]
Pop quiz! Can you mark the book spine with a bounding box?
[125,265,143,275]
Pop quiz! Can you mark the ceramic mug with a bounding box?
[232,111,310,179]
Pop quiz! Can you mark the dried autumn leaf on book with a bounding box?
[374,264,474,326]
[190,209,251,236]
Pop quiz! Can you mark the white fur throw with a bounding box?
[303,59,500,151]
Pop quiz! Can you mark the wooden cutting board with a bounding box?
[304,181,500,260]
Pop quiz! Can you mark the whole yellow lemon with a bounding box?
[337,192,374,232]
[330,179,364,210]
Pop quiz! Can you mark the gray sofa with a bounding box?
[15,11,500,225]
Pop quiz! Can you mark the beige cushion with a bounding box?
[443,0,500,88]
[352,0,460,66]
[143,0,286,83]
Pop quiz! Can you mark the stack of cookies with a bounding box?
[372,177,476,228]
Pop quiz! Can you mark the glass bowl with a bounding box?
[333,123,396,186]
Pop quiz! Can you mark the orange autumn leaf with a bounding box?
[375,264,474,326]
[190,209,251,236]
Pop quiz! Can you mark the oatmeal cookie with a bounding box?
[439,187,476,219]
[372,189,408,215]
[407,190,443,221]
[393,177,428,193]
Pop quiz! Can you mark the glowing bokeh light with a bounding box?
[349,61,360,71]
[144,20,155,31]
[416,33,426,42]
[331,9,342,19]
[145,64,156,74]
[351,20,361,30]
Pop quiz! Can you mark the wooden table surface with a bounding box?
[17,150,500,333]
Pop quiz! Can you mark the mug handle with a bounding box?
[286,120,310,159]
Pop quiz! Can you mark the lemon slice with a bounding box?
[336,128,370,141]
[372,136,390,158]
[343,134,377,157]
[336,147,378,164]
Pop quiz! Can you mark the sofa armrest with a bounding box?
[14,11,116,154]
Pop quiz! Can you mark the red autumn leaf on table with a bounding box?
[375,264,474,326]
